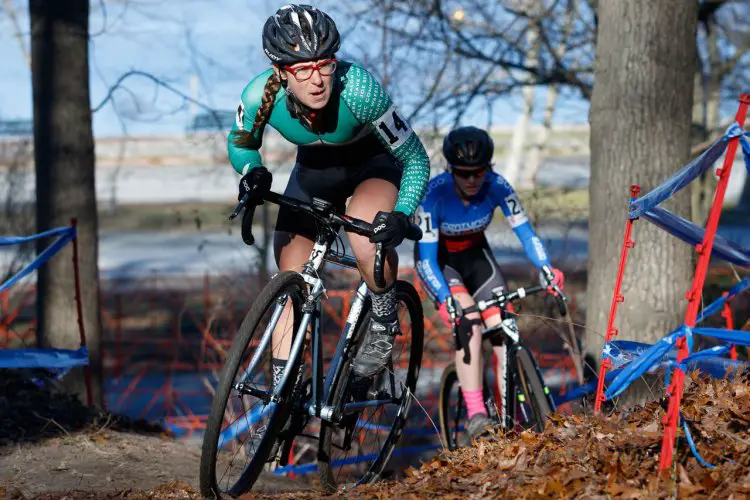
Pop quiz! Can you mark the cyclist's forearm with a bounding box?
[513,222,551,269]
[227,123,264,175]
[392,135,430,215]
[416,243,451,303]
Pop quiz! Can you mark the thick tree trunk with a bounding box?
[30,0,102,406]
[587,0,698,407]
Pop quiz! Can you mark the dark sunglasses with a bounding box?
[452,166,489,179]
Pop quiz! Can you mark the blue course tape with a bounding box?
[0,226,74,246]
[273,444,442,476]
[357,422,440,437]
[682,417,716,469]
[0,226,76,294]
[0,346,89,369]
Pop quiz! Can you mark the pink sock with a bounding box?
[463,389,487,420]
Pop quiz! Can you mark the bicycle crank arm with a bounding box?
[235,383,282,404]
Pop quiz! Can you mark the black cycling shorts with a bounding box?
[275,133,403,240]
[427,235,508,320]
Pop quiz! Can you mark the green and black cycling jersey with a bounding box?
[227,61,430,216]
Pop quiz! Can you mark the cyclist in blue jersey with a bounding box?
[414,126,564,444]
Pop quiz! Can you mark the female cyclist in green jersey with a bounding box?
[228,4,431,384]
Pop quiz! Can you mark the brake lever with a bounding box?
[373,242,386,288]
[229,193,249,221]
[552,284,568,316]
[447,297,462,324]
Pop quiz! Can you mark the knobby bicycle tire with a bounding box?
[317,280,424,492]
[438,363,461,451]
[200,271,306,498]
[512,346,553,433]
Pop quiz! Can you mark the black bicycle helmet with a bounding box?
[442,126,494,168]
[262,4,341,67]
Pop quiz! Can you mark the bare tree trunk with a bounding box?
[690,23,721,225]
[504,22,539,186]
[522,85,559,188]
[587,0,698,407]
[521,0,575,189]
[30,0,102,407]
[4,0,31,67]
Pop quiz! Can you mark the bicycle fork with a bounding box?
[506,344,557,428]
[236,279,324,405]
[236,278,390,425]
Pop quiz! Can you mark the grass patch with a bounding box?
[94,188,590,234]
[96,202,278,232]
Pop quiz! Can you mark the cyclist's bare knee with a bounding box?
[452,292,481,319]
[483,312,502,328]
[346,179,398,289]
[274,231,315,273]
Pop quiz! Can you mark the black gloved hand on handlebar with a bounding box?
[369,210,411,248]
[238,166,272,202]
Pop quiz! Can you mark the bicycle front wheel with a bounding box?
[510,346,553,433]
[438,363,463,451]
[317,280,424,492]
[439,362,498,451]
[200,271,306,498]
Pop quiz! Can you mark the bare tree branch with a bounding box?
[3,0,30,66]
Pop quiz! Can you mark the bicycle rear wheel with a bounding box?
[317,280,424,492]
[200,271,306,498]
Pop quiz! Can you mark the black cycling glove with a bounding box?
[238,166,272,201]
[369,211,410,248]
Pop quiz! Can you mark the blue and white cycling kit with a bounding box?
[414,171,551,311]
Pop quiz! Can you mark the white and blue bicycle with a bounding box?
[199,190,423,497]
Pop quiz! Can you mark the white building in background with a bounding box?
[0,125,747,207]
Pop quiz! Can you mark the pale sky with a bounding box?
[0,0,590,138]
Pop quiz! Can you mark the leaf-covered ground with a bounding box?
[2,369,748,499]
[251,369,750,499]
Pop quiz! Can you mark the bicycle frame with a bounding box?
[451,284,559,430]
[479,321,557,429]
[236,210,397,426]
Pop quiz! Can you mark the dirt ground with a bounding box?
[0,429,303,497]
[0,369,308,498]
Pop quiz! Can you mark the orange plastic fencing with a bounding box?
[1,265,583,438]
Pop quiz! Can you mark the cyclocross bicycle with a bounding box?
[199,189,423,497]
[438,273,567,451]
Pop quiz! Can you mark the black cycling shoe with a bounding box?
[461,413,495,447]
[352,317,400,379]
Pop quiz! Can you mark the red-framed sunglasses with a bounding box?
[283,59,338,81]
